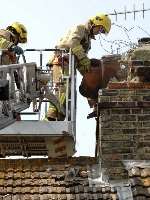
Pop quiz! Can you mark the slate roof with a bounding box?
[0,157,149,199]
[0,157,118,200]
[128,166,150,199]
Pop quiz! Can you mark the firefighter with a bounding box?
[0,22,27,117]
[0,22,27,65]
[0,22,27,89]
[46,13,111,121]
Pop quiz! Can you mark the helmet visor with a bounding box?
[99,26,107,34]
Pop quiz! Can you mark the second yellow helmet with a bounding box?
[90,13,111,34]
[7,22,27,43]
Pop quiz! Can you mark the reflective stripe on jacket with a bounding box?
[0,29,16,64]
[0,29,14,49]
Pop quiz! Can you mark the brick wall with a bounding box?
[98,83,150,180]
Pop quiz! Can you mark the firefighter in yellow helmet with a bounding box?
[0,22,27,65]
[46,13,111,120]
[0,22,27,90]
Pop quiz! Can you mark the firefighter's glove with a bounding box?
[10,45,24,55]
[79,57,91,72]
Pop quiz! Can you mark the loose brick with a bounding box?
[102,128,123,135]
[143,95,150,101]
[102,147,133,154]
[121,114,136,121]
[138,114,150,121]
[101,134,133,141]
[132,108,143,114]
[102,154,123,160]
[143,108,150,114]
[122,129,137,134]
[142,121,150,127]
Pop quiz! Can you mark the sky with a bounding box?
[1,0,150,156]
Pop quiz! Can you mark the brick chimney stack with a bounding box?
[97,39,150,180]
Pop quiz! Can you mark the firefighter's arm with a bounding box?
[72,44,91,73]
[72,44,87,60]
[0,37,23,56]
[69,26,91,71]
[0,37,13,49]
[0,37,17,63]
[69,25,87,60]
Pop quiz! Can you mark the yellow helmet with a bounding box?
[7,22,27,43]
[90,13,111,34]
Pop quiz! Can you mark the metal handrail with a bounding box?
[0,48,77,137]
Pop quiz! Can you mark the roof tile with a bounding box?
[3,157,149,199]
